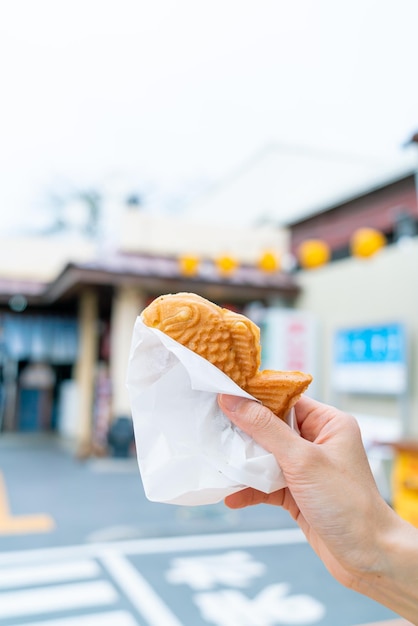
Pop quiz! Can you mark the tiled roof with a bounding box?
[0,252,301,305]
[77,252,298,289]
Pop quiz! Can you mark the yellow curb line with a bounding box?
[0,472,55,535]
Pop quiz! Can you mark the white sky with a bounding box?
[1,0,418,234]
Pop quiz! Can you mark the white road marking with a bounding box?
[166,551,266,589]
[194,584,326,626]
[13,610,139,626]
[0,529,306,626]
[0,527,306,566]
[0,580,118,619]
[0,558,100,588]
[101,550,183,626]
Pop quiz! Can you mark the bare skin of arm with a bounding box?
[218,394,418,624]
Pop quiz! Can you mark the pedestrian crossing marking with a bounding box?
[0,580,118,619]
[0,558,100,588]
[0,472,55,535]
[0,531,399,625]
[0,529,307,626]
[101,550,183,626]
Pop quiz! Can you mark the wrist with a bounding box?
[353,503,418,621]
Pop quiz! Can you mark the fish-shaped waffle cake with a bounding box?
[141,292,312,419]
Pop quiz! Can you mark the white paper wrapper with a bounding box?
[126,317,289,506]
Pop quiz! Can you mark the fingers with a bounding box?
[218,394,300,458]
[219,393,350,451]
[294,395,353,442]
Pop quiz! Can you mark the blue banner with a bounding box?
[333,323,407,394]
[335,323,406,365]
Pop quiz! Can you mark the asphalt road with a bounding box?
[0,434,403,626]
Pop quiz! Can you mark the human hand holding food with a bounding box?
[130,292,314,505]
[219,394,418,623]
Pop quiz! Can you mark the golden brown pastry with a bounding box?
[141,292,312,419]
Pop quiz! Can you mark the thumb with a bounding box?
[218,394,301,462]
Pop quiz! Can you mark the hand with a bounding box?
[218,394,418,622]
[219,394,386,586]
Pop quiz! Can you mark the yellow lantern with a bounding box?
[258,250,280,273]
[350,228,386,259]
[179,254,200,276]
[297,239,330,270]
[215,254,238,275]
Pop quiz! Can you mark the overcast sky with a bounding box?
[1,0,418,234]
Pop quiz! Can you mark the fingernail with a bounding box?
[220,394,246,412]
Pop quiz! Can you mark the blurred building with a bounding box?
[289,171,417,259]
[0,209,296,455]
[1,153,418,456]
[291,168,418,437]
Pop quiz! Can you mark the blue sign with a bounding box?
[333,323,407,394]
[335,323,406,365]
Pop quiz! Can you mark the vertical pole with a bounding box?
[74,288,99,456]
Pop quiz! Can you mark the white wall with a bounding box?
[295,238,418,435]
[121,211,289,264]
[0,234,96,281]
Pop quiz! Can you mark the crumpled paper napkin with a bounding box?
[126,317,289,505]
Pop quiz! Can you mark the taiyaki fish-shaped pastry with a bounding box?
[141,292,312,419]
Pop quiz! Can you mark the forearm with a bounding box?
[353,505,418,623]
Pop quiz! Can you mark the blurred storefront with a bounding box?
[0,314,77,432]
[1,164,418,465]
[0,212,298,456]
